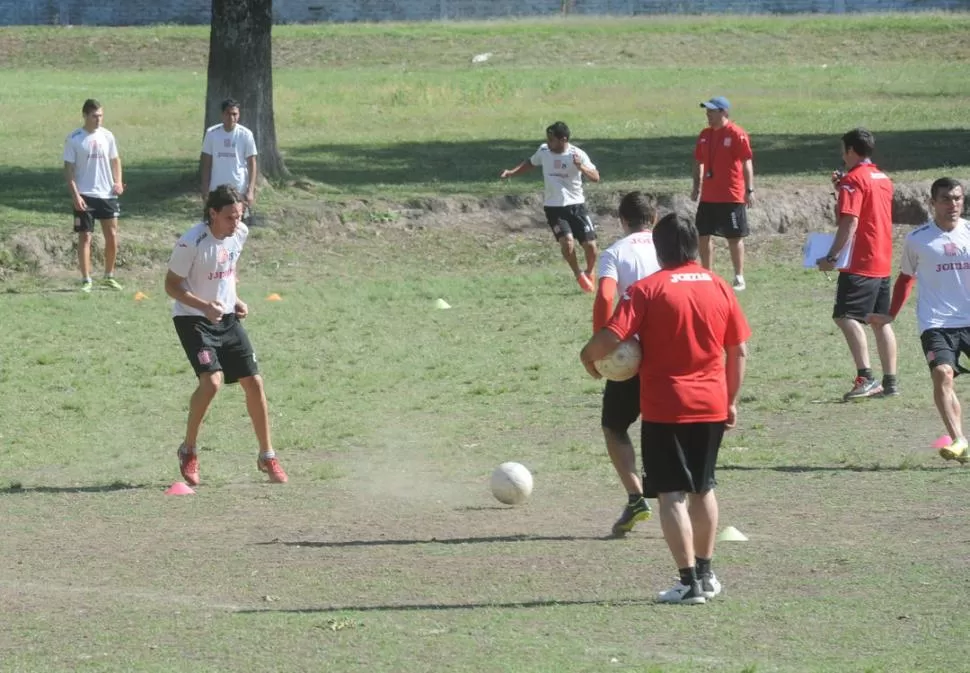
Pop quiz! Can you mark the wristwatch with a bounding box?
[825,254,838,264]
[746,188,754,194]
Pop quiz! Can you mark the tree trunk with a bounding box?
[205,0,288,179]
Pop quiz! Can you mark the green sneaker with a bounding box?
[101,277,123,290]
[611,497,652,537]
[80,280,93,293]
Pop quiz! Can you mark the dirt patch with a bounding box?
[0,182,940,280]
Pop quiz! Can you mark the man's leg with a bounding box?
[604,427,641,495]
[238,374,272,453]
[184,371,222,449]
[100,218,119,277]
[658,491,694,569]
[871,321,898,380]
[932,365,963,440]
[698,235,714,270]
[688,489,718,561]
[581,240,598,278]
[558,235,582,277]
[78,231,92,282]
[728,237,745,283]
[835,317,871,370]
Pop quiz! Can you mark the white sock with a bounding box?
[260,450,276,460]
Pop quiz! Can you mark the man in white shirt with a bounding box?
[165,185,287,486]
[63,98,124,293]
[869,178,970,463]
[592,192,661,536]
[499,121,601,293]
[201,98,258,221]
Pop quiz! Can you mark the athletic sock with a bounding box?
[883,374,897,388]
[858,368,873,381]
[180,444,197,456]
[260,450,276,460]
[678,566,697,587]
[695,556,712,578]
[628,493,643,505]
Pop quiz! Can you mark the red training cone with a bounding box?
[165,481,196,495]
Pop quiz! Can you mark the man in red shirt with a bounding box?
[692,96,755,291]
[816,128,898,400]
[580,213,750,605]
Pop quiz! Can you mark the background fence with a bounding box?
[1,0,967,26]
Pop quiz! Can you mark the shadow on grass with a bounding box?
[284,129,970,187]
[235,596,652,614]
[2,128,968,220]
[719,464,951,473]
[258,533,619,548]
[0,481,149,494]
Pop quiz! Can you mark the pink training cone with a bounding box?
[165,481,196,495]
[932,435,953,450]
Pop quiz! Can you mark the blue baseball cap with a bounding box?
[700,96,731,111]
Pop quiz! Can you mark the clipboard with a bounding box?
[803,232,851,269]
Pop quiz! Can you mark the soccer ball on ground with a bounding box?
[594,338,642,382]
[490,462,533,505]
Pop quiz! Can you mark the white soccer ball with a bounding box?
[490,462,533,505]
[594,338,642,382]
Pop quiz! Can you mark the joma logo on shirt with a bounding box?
[670,272,713,283]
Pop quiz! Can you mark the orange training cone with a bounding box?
[133,291,148,301]
[266,293,282,301]
[165,481,195,496]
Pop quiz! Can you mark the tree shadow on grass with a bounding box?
[257,533,624,548]
[235,596,652,614]
[284,129,970,189]
[0,481,149,495]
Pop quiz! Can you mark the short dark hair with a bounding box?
[841,127,875,158]
[653,213,698,267]
[617,191,657,232]
[930,177,964,201]
[205,184,243,222]
[546,121,570,140]
[221,98,240,112]
[82,99,102,115]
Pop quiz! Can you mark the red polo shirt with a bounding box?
[606,263,751,423]
[836,160,894,278]
[694,121,753,204]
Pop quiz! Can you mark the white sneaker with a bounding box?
[732,275,746,292]
[699,573,722,599]
[657,580,706,605]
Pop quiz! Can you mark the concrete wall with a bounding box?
[0,0,962,26]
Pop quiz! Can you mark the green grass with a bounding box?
[1,15,970,673]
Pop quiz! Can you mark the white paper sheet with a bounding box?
[803,232,852,269]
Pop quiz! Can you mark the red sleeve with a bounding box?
[606,285,646,341]
[735,128,753,161]
[694,131,706,162]
[837,177,864,217]
[889,273,915,318]
[593,276,616,333]
[723,291,752,347]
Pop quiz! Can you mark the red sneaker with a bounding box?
[257,456,288,483]
[178,445,200,486]
[576,272,594,293]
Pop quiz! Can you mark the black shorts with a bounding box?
[73,196,120,233]
[544,204,596,243]
[601,375,640,433]
[832,272,890,322]
[173,314,259,384]
[920,327,970,374]
[641,421,725,495]
[695,202,748,239]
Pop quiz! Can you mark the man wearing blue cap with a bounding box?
[691,97,755,291]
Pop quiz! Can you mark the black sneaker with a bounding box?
[699,572,722,599]
[657,580,706,605]
[611,497,652,537]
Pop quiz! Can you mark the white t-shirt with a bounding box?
[529,143,595,207]
[597,230,661,297]
[900,218,970,333]
[63,127,119,198]
[168,221,249,318]
[202,124,258,192]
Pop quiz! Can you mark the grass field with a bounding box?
[1,14,970,673]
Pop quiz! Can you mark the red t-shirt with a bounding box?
[606,263,751,423]
[836,160,894,278]
[694,122,753,204]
